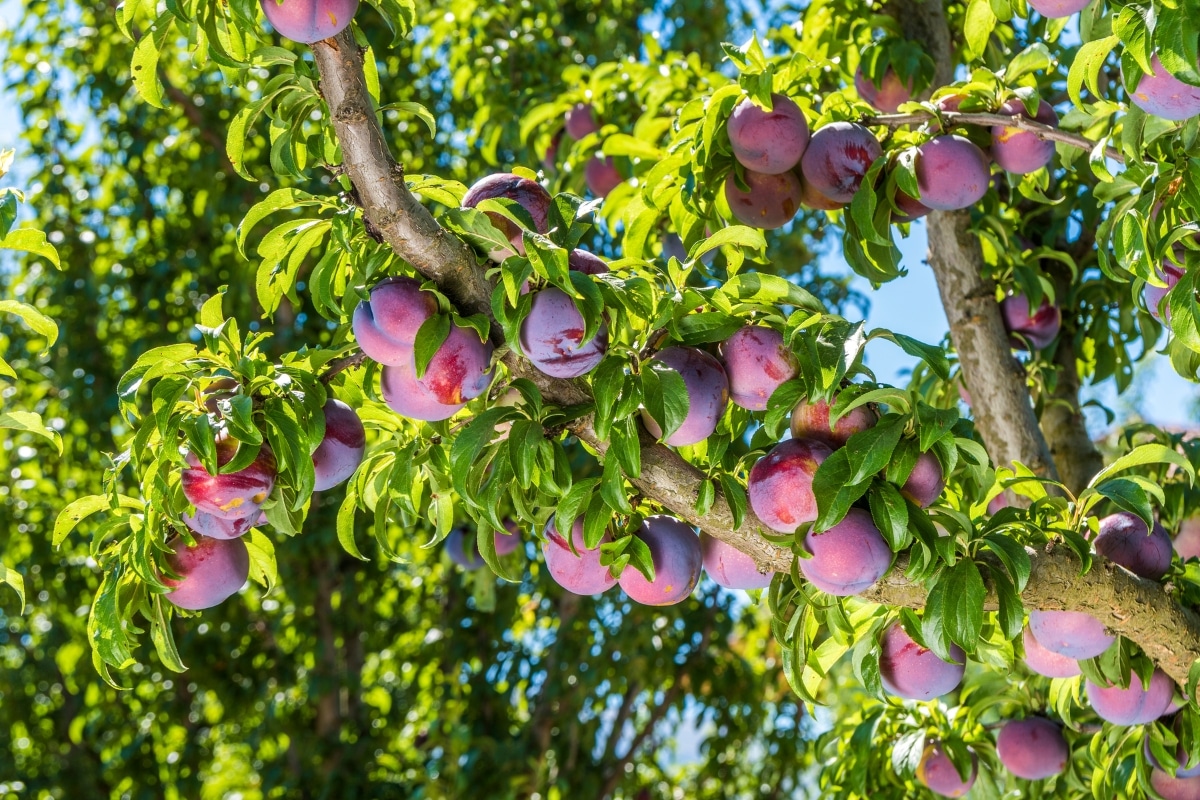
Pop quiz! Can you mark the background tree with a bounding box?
[1,1,1199,800]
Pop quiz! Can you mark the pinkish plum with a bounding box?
[914,136,991,211]
[161,534,251,610]
[878,622,966,701]
[724,168,802,229]
[855,67,914,114]
[182,510,258,541]
[312,398,366,491]
[260,0,358,44]
[996,717,1069,779]
[1028,609,1115,660]
[181,437,277,521]
[916,743,977,798]
[351,277,438,366]
[719,325,799,411]
[519,287,608,378]
[565,103,600,140]
[618,515,703,606]
[1146,262,1186,323]
[799,122,882,204]
[1001,293,1062,350]
[586,156,623,198]
[1094,511,1173,581]
[900,451,945,508]
[747,438,833,533]
[700,532,773,590]
[1027,0,1091,16]
[727,93,810,175]
[1087,668,1174,725]
[568,248,608,275]
[991,99,1058,174]
[382,323,493,419]
[542,516,617,595]
[789,396,878,447]
[800,508,892,595]
[1022,625,1082,678]
[640,346,730,447]
[1126,54,1200,121]
[462,173,553,261]
[381,361,465,422]
[1152,770,1200,800]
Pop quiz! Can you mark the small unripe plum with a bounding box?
[1001,293,1062,350]
[568,248,608,275]
[996,717,1069,779]
[1028,609,1114,659]
[727,93,810,175]
[312,399,366,491]
[1126,54,1200,122]
[1027,0,1091,16]
[381,323,494,421]
[181,437,277,521]
[351,277,438,366]
[444,527,485,570]
[565,103,599,140]
[542,516,617,595]
[724,168,802,229]
[1022,625,1081,678]
[1146,262,1186,323]
[1152,770,1200,800]
[855,66,914,113]
[640,346,730,447]
[586,156,623,198]
[900,451,945,508]
[800,508,892,595]
[878,622,966,701]
[748,438,833,533]
[1087,668,1174,725]
[893,189,931,223]
[161,534,250,610]
[789,396,877,447]
[1175,516,1200,562]
[1094,511,1173,580]
[619,515,703,606]
[260,0,358,44]
[797,168,845,211]
[662,233,687,263]
[700,532,773,590]
[719,326,798,411]
[799,122,882,204]
[519,287,608,378]
[914,136,991,211]
[991,99,1058,174]
[462,173,553,261]
[182,510,258,541]
[916,743,977,798]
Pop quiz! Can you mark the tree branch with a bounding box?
[308,27,1200,688]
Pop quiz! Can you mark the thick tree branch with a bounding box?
[308,28,1200,687]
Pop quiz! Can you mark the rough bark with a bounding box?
[308,28,1200,686]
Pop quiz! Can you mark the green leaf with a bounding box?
[149,596,187,673]
[413,314,451,379]
[720,472,748,530]
[641,360,690,444]
[980,533,1031,591]
[869,481,910,552]
[0,410,62,453]
[0,228,61,268]
[843,415,905,485]
[130,15,170,108]
[812,449,871,532]
[720,272,824,313]
[1088,444,1195,489]
[1,562,25,612]
[54,495,141,546]
[928,560,985,654]
[963,0,996,62]
[1068,35,1118,106]
[0,300,59,346]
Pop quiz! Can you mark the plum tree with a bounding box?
[1021,625,1081,678]
[914,135,991,211]
[640,346,729,446]
[259,0,358,44]
[462,173,553,260]
[160,534,251,610]
[351,277,437,366]
[519,287,608,378]
[1093,512,1173,581]
[564,102,599,140]
[748,438,833,533]
[799,508,892,595]
[181,437,277,521]
[899,451,945,508]
[1001,293,1062,350]
[855,67,913,113]
[542,516,617,596]
[618,515,703,606]
[789,396,878,446]
[1026,0,1092,16]
[311,399,366,491]
[719,325,798,410]
[723,168,802,229]
[1146,262,1186,323]
[1125,54,1200,121]
[878,623,966,701]
[585,156,623,198]
[1086,668,1175,725]
[1027,610,1115,659]
[379,322,494,421]
[699,532,772,590]
[726,93,809,175]
[995,717,1069,780]
[798,122,882,204]
[915,743,977,797]
[991,99,1058,174]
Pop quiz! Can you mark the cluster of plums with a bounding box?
[160,394,366,610]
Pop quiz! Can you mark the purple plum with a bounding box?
[727,93,810,175]
[312,398,366,491]
[800,508,892,595]
[1027,609,1115,660]
[161,534,250,610]
[996,717,1069,779]
[799,122,882,204]
[1093,511,1173,581]
[618,515,703,606]
[719,325,798,411]
[748,438,833,533]
[640,346,730,447]
[700,532,773,590]
[878,622,966,701]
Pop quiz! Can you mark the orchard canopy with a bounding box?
[7,0,1200,797]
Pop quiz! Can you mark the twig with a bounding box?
[319,350,369,383]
